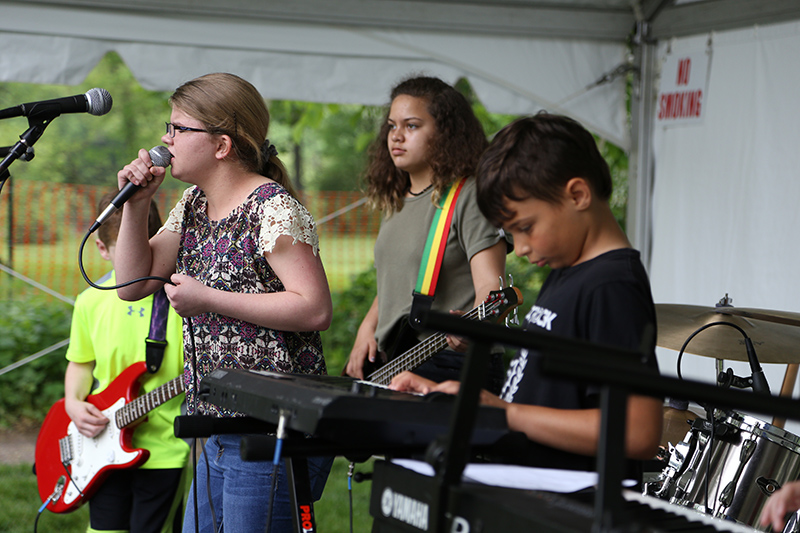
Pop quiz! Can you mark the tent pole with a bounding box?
[628,20,657,272]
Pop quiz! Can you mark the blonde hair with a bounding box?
[169,73,296,197]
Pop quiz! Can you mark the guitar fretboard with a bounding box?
[115,376,185,428]
[368,300,498,386]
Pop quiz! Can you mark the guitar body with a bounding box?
[35,362,150,513]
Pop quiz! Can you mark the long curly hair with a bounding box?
[365,76,488,214]
[169,72,296,198]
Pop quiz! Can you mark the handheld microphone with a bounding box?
[0,88,112,120]
[89,146,172,234]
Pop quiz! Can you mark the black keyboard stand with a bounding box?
[418,310,800,533]
[594,386,628,532]
[425,339,495,532]
[417,312,636,533]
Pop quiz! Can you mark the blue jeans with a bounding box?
[183,434,333,533]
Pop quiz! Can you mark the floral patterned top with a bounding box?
[161,182,326,416]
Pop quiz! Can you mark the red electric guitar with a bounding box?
[35,362,184,513]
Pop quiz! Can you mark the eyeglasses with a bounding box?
[165,122,208,138]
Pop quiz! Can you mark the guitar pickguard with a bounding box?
[60,398,142,506]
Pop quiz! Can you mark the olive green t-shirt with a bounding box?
[373,178,504,352]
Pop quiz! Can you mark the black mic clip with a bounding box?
[717,367,753,390]
[0,116,50,177]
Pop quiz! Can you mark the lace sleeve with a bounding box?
[258,193,320,256]
[156,187,194,235]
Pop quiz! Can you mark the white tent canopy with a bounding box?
[4,0,800,421]
[1,0,636,147]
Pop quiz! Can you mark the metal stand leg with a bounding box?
[286,456,317,533]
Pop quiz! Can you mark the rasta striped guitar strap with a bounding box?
[408,178,466,331]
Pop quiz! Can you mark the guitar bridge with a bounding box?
[59,435,73,466]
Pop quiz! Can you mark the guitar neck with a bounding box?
[116,376,185,428]
[368,306,483,386]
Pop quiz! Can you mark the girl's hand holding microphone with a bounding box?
[116,146,172,202]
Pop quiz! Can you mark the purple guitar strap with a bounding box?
[145,288,170,374]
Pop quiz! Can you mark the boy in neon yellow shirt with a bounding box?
[64,193,189,533]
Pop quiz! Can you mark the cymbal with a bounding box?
[656,304,800,363]
[714,306,800,328]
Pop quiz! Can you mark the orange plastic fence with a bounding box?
[0,181,380,301]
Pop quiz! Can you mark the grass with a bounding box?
[0,457,374,532]
[0,463,90,533]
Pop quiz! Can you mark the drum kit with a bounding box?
[646,296,800,532]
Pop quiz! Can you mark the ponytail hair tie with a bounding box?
[262,139,279,158]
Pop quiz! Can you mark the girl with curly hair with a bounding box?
[345,75,508,391]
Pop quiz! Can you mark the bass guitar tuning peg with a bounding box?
[501,274,520,327]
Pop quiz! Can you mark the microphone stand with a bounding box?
[0,115,52,180]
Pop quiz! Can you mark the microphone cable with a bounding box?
[675,320,756,517]
[265,411,290,532]
[347,462,355,533]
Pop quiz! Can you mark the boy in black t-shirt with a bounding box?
[390,113,663,472]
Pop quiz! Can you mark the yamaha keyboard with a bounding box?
[370,460,758,532]
[199,369,509,451]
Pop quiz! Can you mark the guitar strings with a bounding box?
[368,298,505,385]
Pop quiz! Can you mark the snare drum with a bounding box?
[648,411,800,530]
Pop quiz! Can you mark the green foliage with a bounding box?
[0,52,176,190]
[0,298,72,427]
[454,77,519,139]
[322,266,377,376]
[597,137,630,230]
[270,101,382,192]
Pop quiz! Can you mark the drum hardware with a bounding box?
[673,317,770,395]
[645,410,800,531]
[718,438,756,507]
[718,367,758,390]
[784,512,800,533]
[755,476,781,497]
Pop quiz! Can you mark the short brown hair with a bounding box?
[96,192,162,247]
[476,113,612,227]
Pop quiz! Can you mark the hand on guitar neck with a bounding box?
[346,287,522,386]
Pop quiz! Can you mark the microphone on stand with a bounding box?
[744,337,770,394]
[0,88,112,120]
[89,146,172,234]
